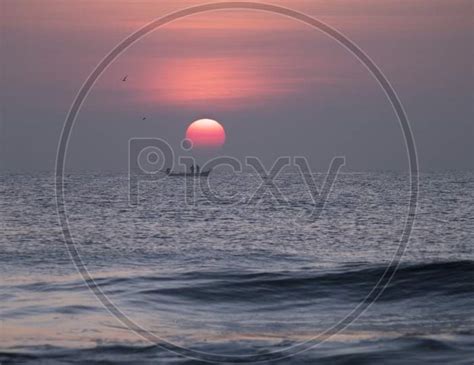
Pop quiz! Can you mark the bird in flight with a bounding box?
[142,117,146,120]
[122,75,128,82]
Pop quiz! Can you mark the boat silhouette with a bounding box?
[165,169,211,177]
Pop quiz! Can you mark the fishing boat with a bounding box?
[165,169,212,177]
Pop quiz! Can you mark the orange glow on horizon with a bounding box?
[149,56,302,107]
[185,118,226,148]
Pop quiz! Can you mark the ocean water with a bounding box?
[1,171,473,364]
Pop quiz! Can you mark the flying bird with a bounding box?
[142,117,146,120]
[122,75,128,82]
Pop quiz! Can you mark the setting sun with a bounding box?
[185,118,226,148]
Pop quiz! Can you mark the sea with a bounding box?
[1,170,473,364]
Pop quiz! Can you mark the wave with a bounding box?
[2,334,473,364]
[131,260,474,304]
[10,260,474,306]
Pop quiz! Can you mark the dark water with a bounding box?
[1,171,473,364]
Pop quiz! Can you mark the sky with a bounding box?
[1,0,473,172]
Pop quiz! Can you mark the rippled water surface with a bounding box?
[1,171,473,364]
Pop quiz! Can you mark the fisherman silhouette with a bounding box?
[196,165,200,174]
[190,165,194,174]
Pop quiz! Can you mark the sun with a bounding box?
[185,118,226,148]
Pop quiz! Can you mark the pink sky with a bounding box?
[1,0,472,171]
